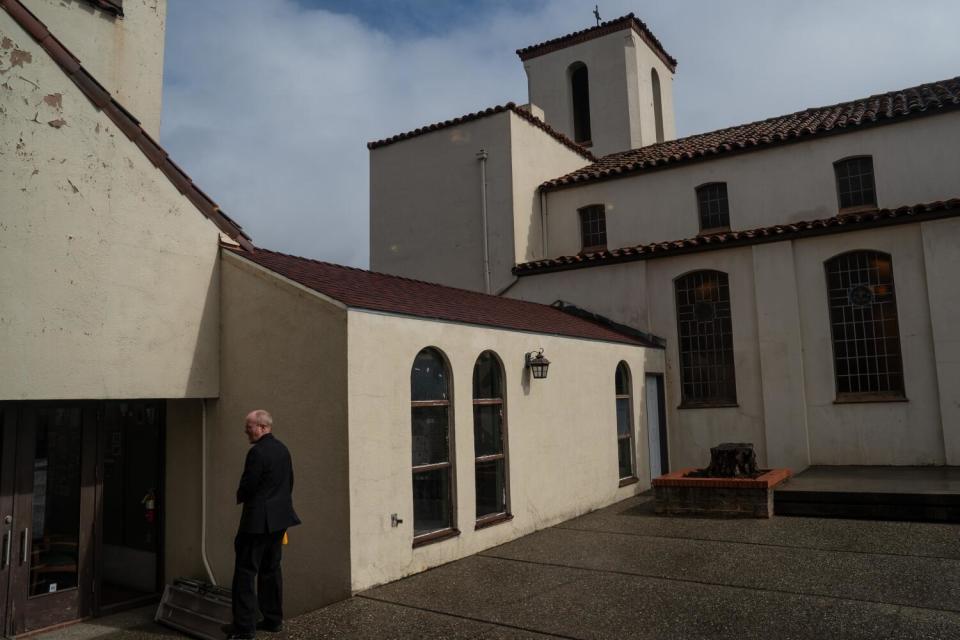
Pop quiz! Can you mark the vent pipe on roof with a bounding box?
[477,149,492,294]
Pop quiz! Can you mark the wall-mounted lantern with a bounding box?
[525,349,550,379]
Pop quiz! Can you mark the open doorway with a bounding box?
[97,401,164,612]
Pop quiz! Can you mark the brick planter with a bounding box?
[652,468,792,518]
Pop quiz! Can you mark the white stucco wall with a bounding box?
[509,113,591,264]
[523,27,676,156]
[511,218,958,469]
[0,11,221,399]
[346,310,649,591]
[370,111,515,293]
[22,0,167,138]
[370,110,588,293]
[544,112,960,257]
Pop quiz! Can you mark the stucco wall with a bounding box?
[544,111,960,257]
[523,28,675,156]
[22,0,167,138]
[346,310,648,591]
[509,112,591,264]
[164,398,205,582]
[793,226,943,465]
[369,111,515,293]
[208,252,351,614]
[0,11,221,400]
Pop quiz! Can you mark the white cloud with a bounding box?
[162,0,960,267]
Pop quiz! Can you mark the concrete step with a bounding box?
[774,488,960,522]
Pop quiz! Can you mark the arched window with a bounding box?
[473,351,510,526]
[411,348,455,542]
[569,62,592,144]
[615,362,636,482]
[651,68,664,144]
[696,182,730,232]
[674,270,737,406]
[834,156,876,211]
[825,251,904,398]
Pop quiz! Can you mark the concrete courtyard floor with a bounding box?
[36,493,960,639]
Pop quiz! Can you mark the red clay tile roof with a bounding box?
[367,103,596,161]
[514,199,960,276]
[81,0,122,15]
[0,0,253,250]
[229,247,657,347]
[544,76,960,190]
[517,13,676,72]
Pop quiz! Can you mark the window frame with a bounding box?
[410,347,459,547]
[824,250,906,403]
[674,270,739,408]
[569,61,592,146]
[472,351,512,529]
[833,156,878,213]
[578,204,607,253]
[695,182,731,233]
[615,362,638,485]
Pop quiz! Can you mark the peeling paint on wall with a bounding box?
[9,49,32,68]
[47,118,66,128]
[43,93,62,109]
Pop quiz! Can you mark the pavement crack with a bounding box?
[355,593,583,640]
[479,553,960,617]
[551,524,960,563]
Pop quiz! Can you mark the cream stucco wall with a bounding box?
[523,27,676,156]
[0,11,221,400]
[164,398,205,582]
[22,0,167,138]
[510,220,958,469]
[370,110,587,293]
[509,112,591,264]
[544,112,960,258]
[346,309,648,591]
[209,252,352,614]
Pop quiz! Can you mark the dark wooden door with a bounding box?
[0,406,18,636]
[5,404,97,634]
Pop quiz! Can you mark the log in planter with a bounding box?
[652,443,791,518]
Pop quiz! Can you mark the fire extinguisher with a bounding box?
[142,489,157,525]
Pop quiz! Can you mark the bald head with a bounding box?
[244,409,273,443]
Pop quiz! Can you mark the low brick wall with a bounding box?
[652,468,791,518]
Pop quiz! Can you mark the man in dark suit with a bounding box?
[227,410,301,640]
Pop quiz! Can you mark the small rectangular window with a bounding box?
[579,205,607,252]
[834,157,877,210]
[696,183,730,232]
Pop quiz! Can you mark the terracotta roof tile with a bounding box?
[517,13,676,72]
[514,199,960,275]
[0,0,253,250]
[229,247,657,348]
[544,76,960,190]
[367,103,596,161]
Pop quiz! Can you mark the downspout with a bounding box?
[539,188,549,258]
[200,398,217,585]
[477,149,492,294]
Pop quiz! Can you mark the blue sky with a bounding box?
[161,1,960,267]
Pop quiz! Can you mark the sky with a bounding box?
[161,0,960,268]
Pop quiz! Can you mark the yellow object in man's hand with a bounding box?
[282,532,289,545]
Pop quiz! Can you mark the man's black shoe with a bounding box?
[221,624,255,639]
[257,620,284,633]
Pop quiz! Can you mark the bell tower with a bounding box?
[517,13,677,157]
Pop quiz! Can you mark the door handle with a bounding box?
[1,531,9,569]
[20,528,28,565]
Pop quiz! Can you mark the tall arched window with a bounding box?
[651,68,664,143]
[473,351,510,526]
[569,62,592,144]
[411,348,455,543]
[674,270,737,406]
[615,362,636,482]
[825,251,905,399]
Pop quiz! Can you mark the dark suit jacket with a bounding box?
[236,433,302,534]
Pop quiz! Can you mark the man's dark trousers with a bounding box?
[232,530,285,634]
